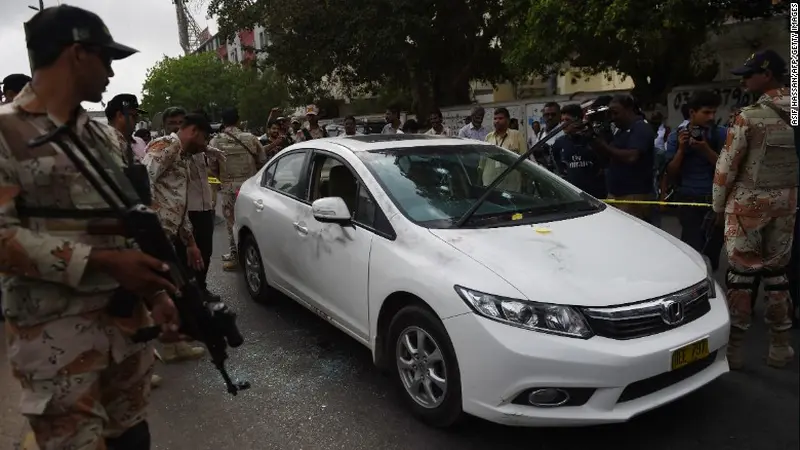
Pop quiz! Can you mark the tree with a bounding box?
[141,52,246,120]
[207,0,512,119]
[236,67,291,131]
[499,0,787,107]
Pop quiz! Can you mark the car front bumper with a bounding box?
[443,293,730,427]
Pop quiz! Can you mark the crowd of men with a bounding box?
[0,3,797,449]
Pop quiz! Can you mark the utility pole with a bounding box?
[28,1,44,11]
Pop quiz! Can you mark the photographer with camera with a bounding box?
[664,90,727,271]
[0,5,180,449]
[551,103,607,199]
[593,94,656,221]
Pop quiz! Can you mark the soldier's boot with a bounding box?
[726,326,747,370]
[150,373,163,388]
[161,342,206,363]
[766,329,795,368]
[221,253,236,262]
[223,252,239,271]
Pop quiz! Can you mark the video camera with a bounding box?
[578,95,614,141]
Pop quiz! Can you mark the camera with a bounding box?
[689,125,704,141]
[580,103,614,142]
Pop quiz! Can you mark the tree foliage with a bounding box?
[207,0,511,118]
[141,51,290,129]
[500,0,787,106]
[141,52,244,119]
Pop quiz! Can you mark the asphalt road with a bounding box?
[2,216,797,450]
[143,216,800,450]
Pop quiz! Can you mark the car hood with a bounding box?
[429,209,707,307]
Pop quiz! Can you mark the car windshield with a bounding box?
[358,144,604,228]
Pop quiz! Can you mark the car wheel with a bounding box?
[388,305,463,427]
[239,233,271,303]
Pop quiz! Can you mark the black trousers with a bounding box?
[676,193,724,272]
[174,210,215,290]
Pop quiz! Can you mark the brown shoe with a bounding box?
[221,252,236,262]
[161,342,206,363]
[223,260,240,272]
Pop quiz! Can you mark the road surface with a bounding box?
[3,216,799,450]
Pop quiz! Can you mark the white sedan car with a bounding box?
[233,134,730,427]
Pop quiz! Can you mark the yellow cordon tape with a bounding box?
[208,177,221,185]
[601,199,712,208]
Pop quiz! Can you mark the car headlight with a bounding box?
[454,286,593,339]
[706,276,718,299]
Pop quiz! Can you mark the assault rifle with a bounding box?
[28,124,250,395]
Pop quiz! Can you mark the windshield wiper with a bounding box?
[462,200,597,227]
[454,99,596,228]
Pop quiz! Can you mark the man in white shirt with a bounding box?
[458,106,489,141]
[527,120,544,150]
[382,105,404,134]
[425,108,453,136]
[340,115,363,137]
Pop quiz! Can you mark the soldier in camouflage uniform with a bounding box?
[713,50,798,370]
[209,107,266,271]
[0,6,180,449]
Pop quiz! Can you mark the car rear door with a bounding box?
[253,149,314,299]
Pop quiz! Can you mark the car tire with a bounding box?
[239,232,271,303]
[388,305,463,428]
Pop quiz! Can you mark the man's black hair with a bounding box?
[543,101,560,110]
[163,107,186,119]
[687,90,721,112]
[221,107,239,126]
[680,103,690,120]
[2,74,32,94]
[610,94,636,109]
[561,103,584,120]
[387,104,401,116]
[133,128,151,140]
[344,115,356,122]
[267,119,280,128]
[181,113,212,135]
[431,108,443,119]
[402,118,419,133]
[494,107,510,119]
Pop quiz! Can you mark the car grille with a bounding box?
[581,281,712,340]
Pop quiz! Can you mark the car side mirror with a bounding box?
[312,197,352,224]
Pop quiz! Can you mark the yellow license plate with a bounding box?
[671,338,710,370]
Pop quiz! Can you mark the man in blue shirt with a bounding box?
[664,90,727,271]
[551,103,607,198]
[593,94,655,221]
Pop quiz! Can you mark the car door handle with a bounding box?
[254,199,264,211]
[293,222,308,235]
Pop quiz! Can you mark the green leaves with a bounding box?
[500,0,787,105]
[140,52,289,131]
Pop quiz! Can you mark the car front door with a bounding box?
[295,151,390,341]
[255,149,314,300]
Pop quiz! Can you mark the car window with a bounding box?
[261,162,277,187]
[358,144,603,228]
[264,151,306,197]
[309,153,391,233]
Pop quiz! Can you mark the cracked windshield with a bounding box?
[0,0,797,449]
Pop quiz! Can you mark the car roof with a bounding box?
[317,134,493,152]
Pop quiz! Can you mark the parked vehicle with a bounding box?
[233,134,730,427]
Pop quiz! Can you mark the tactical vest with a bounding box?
[218,132,258,183]
[736,104,799,190]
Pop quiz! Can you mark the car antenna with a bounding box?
[453,98,597,228]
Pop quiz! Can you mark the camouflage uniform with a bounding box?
[209,127,265,270]
[142,133,195,245]
[712,87,798,369]
[0,85,155,449]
